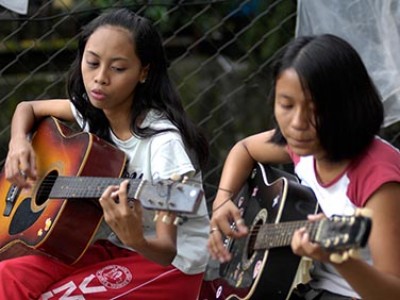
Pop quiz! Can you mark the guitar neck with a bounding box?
[254,220,320,250]
[49,176,142,199]
[46,175,202,214]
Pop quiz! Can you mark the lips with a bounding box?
[90,89,106,101]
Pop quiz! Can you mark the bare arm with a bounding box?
[334,182,400,299]
[5,99,74,186]
[208,130,291,262]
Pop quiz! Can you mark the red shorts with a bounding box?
[0,240,204,299]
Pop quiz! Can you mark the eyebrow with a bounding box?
[85,50,129,62]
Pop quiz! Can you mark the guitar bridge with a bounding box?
[3,184,20,216]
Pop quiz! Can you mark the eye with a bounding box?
[86,60,98,68]
[280,103,293,109]
[111,66,126,73]
[277,100,293,110]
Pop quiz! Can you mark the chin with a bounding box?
[89,99,105,109]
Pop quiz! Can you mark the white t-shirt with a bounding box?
[288,137,400,298]
[71,104,210,275]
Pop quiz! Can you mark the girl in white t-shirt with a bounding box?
[1,8,209,300]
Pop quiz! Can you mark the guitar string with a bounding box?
[23,176,203,195]
[233,221,319,244]
[17,176,211,220]
[238,220,355,249]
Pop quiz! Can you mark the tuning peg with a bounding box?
[173,216,184,226]
[348,248,361,259]
[162,214,172,224]
[329,253,343,264]
[329,251,349,264]
[355,208,373,218]
[342,234,349,243]
[324,239,332,248]
[153,211,160,222]
[170,173,182,182]
[334,236,340,245]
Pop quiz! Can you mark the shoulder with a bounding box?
[348,137,400,206]
[142,110,177,131]
[352,137,400,178]
[241,130,291,164]
[141,110,184,145]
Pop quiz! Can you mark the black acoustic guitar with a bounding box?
[199,163,371,300]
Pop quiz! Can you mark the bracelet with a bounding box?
[212,187,234,212]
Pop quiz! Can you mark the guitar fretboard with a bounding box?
[254,220,320,249]
[49,176,142,199]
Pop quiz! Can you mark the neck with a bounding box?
[314,158,350,184]
[104,111,133,141]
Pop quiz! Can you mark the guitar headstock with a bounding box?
[314,209,372,262]
[132,179,203,215]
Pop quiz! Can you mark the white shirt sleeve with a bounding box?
[150,133,195,181]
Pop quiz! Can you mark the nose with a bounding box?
[291,107,310,130]
[94,67,108,85]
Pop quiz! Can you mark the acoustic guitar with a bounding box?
[199,163,371,300]
[0,117,203,264]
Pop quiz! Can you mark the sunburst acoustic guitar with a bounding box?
[0,117,203,265]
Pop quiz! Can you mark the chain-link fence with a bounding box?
[0,0,298,204]
[1,0,398,206]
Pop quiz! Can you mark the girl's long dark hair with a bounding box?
[67,8,208,169]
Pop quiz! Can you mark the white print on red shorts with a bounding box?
[40,265,132,299]
[96,264,132,289]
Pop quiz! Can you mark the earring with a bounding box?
[140,78,146,84]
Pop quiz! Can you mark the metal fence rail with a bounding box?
[1,0,398,204]
[0,0,297,202]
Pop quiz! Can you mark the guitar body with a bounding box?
[0,117,126,264]
[200,163,318,300]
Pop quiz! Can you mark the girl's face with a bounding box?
[81,25,148,115]
[274,68,325,158]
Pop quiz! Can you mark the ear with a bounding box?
[140,65,150,83]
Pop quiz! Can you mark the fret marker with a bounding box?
[44,218,52,231]
[272,195,279,208]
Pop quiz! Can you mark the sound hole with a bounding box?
[36,170,58,205]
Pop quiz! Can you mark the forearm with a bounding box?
[335,258,400,299]
[126,210,177,266]
[10,99,73,142]
[214,130,291,209]
[128,235,177,266]
[213,142,256,208]
[10,102,37,141]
